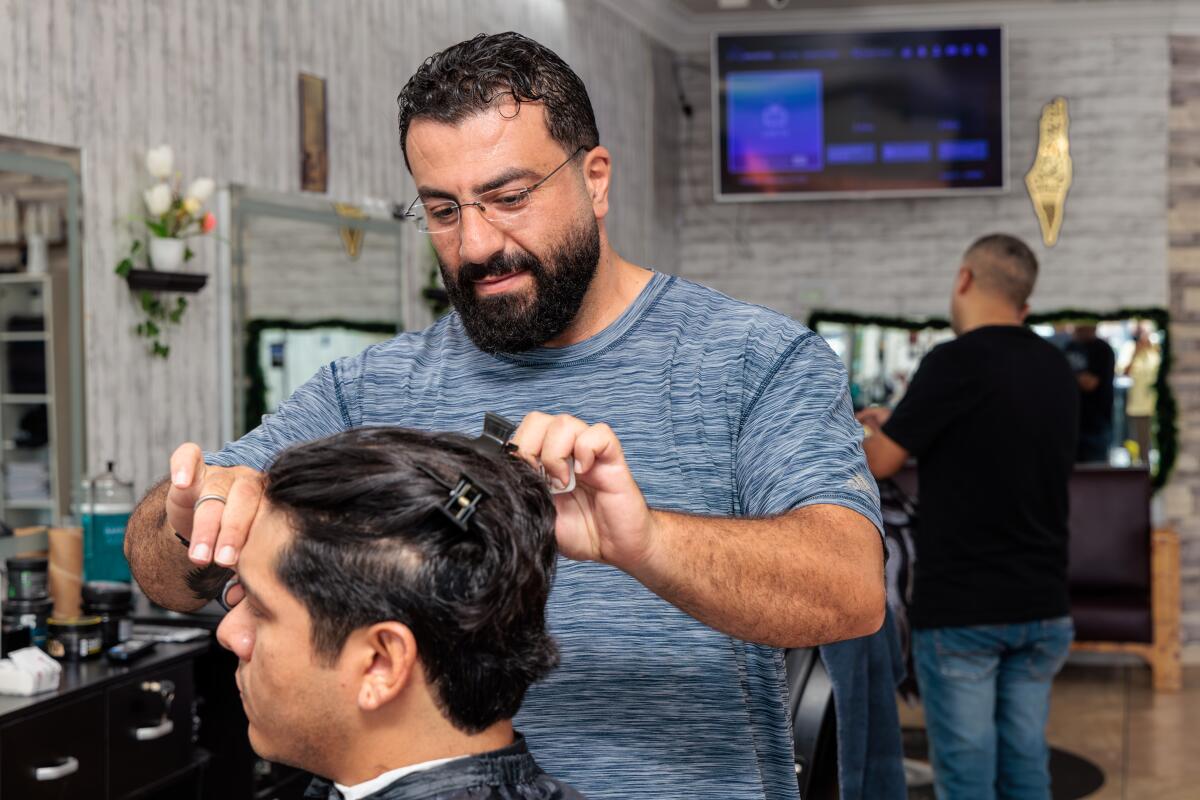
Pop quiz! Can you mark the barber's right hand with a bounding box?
[166,443,265,568]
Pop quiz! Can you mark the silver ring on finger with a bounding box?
[218,575,241,612]
[194,493,228,511]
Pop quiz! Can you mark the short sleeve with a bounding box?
[205,359,357,471]
[735,332,883,532]
[881,343,976,458]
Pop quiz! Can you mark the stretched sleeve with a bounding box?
[735,331,883,532]
[205,357,360,471]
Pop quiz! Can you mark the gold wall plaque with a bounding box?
[1025,97,1072,247]
[333,202,366,260]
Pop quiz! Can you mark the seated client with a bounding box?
[214,425,583,800]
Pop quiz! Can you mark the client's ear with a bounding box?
[356,622,419,712]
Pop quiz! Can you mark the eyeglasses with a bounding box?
[403,145,588,235]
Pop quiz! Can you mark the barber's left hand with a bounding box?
[512,412,655,570]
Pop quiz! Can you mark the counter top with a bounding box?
[0,640,209,724]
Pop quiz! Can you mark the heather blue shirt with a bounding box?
[209,272,882,800]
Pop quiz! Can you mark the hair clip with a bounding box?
[420,468,491,533]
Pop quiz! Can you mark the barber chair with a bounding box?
[785,647,839,800]
[1067,465,1182,691]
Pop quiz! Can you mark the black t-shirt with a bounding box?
[882,326,1079,629]
[1063,337,1116,438]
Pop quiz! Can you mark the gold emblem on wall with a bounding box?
[1025,97,1072,247]
[333,202,366,260]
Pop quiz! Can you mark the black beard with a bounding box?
[440,220,600,354]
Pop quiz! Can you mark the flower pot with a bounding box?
[148,237,186,271]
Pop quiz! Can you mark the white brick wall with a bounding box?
[670,33,1171,320]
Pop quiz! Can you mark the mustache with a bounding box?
[459,251,540,283]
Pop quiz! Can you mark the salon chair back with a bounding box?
[893,463,1155,643]
[1067,465,1153,643]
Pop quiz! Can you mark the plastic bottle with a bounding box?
[80,461,134,582]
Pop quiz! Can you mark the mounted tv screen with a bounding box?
[713,28,1005,201]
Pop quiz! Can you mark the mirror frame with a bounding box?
[215,185,408,442]
[808,307,1176,490]
[0,140,86,523]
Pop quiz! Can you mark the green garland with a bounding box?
[243,317,400,436]
[807,307,1176,490]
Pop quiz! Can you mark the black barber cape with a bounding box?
[303,735,586,800]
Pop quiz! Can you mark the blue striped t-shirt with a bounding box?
[209,272,882,800]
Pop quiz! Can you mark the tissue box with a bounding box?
[0,646,61,695]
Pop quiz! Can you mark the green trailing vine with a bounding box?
[114,237,192,358]
[807,307,1177,490]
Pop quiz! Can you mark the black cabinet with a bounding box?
[1,694,106,798]
[0,642,209,799]
[107,662,195,798]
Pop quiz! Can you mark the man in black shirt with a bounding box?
[857,234,1077,800]
[1063,324,1116,462]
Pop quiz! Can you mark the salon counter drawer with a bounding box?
[0,694,107,799]
[106,661,196,798]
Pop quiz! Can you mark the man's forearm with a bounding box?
[629,505,885,648]
[125,478,226,612]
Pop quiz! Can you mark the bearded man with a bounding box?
[127,32,885,800]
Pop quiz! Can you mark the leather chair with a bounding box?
[892,463,1182,692]
[785,648,839,800]
[1068,465,1182,691]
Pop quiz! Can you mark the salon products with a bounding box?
[6,556,48,600]
[3,596,53,649]
[46,615,103,661]
[80,462,134,582]
[106,638,156,664]
[82,580,133,650]
[0,646,62,695]
[1,624,30,656]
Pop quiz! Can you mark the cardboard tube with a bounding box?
[13,525,48,559]
[48,526,83,617]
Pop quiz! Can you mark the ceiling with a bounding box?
[597,0,1193,53]
[672,0,1059,12]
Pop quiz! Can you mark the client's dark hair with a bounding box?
[396,31,599,168]
[264,426,559,734]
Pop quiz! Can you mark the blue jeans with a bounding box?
[912,617,1074,800]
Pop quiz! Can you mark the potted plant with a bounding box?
[114,145,218,357]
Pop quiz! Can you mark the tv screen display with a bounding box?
[713,28,1006,201]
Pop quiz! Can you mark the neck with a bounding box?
[957,303,1024,335]
[332,718,514,787]
[543,240,652,348]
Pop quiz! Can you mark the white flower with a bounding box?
[146,145,174,179]
[144,183,173,217]
[185,177,215,205]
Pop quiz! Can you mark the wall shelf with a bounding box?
[2,394,49,404]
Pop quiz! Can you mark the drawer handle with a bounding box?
[35,756,80,782]
[134,719,175,741]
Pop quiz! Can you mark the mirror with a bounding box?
[218,187,408,439]
[0,137,85,527]
[810,309,1176,488]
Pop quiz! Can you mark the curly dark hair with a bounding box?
[264,426,559,734]
[396,31,599,168]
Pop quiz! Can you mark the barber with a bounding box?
[127,32,884,800]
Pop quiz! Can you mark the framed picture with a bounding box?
[299,73,328,192]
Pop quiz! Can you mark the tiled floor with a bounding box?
[896,663,1200,799]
